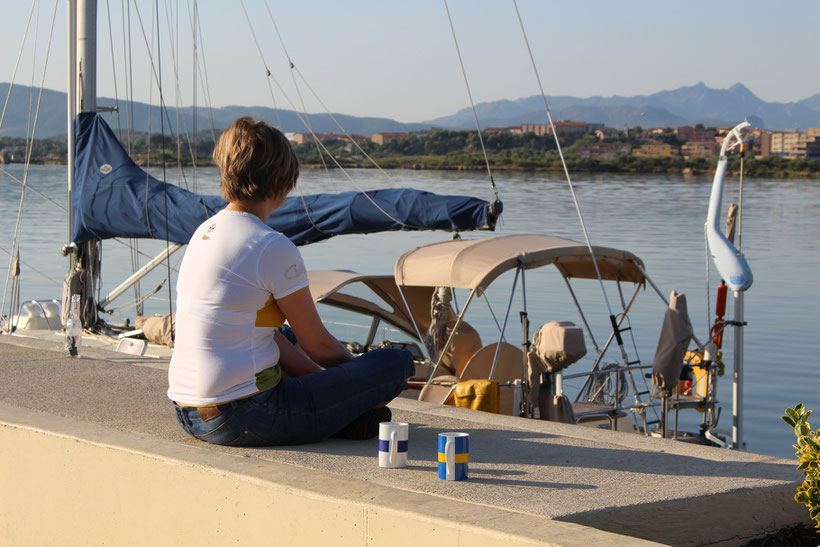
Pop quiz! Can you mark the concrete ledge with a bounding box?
[0,337,810,545]
[0,405,655,546]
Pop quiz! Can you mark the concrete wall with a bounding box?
[0,412,650,547]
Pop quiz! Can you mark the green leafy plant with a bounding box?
[783,401,820,529]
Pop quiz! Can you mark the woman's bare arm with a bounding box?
[276,286,354,366]
[274,330,323,377]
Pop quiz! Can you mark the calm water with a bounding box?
[1,164,818,458]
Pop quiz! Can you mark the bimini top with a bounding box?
[307,270,434,339]
[394,234,645,294]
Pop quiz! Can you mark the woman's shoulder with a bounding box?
[258,227,300,256]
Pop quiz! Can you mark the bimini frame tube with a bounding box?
[562,276,600,354]
[424,287,477,381]
[489,266,521,379]
[395,286,430,362]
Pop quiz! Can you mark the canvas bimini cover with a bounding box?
[395,234,645,295]
[306,269,433,339]
[72,113,498,246]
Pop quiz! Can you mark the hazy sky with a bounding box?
[1,1,818,123]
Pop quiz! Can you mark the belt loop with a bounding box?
[176,405,193,429]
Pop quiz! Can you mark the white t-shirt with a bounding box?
[167,209,309,405]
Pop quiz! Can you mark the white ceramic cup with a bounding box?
[378,422,409,468]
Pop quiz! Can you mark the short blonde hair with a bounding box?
[214,117,298,202]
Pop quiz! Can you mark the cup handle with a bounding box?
[445,438,454,479]
[389,430,397,465]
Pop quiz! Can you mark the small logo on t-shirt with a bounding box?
[202,223,216,240]
[285,263,305,279]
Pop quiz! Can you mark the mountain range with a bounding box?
[424,83,820,132]
[1,82,818,139]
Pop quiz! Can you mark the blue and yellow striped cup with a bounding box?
[437,432,469,480]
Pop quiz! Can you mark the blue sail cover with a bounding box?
[73,113,496,246]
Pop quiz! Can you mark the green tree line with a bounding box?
[4,130,820,177]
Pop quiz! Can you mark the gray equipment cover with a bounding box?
[527,321,586,416]
[651,291,694,395]
[541,393,575,424]
[529,321,587,373]
[136,313,175,347]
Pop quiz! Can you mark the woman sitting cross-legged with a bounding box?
[168,116,414,446]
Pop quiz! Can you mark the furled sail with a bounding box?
[72,113,499,246]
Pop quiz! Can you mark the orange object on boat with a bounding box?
[711,283,728,349]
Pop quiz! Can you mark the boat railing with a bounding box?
[553,360,721,439]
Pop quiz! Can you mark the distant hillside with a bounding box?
[1,81,818,139]
[0,83,428,138]
[425,83,820,131]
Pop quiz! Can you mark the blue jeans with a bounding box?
[174,347,413,446]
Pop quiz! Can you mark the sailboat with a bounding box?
[1,1,753,450]
[310,128,753,449]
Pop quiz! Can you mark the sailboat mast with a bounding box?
[67,1,76,243]
[77,0,97,112]
[66,0,97,244]
[63,0,100,328]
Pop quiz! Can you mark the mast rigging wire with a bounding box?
[251,5,501,232]
[116,0,143,314]
[244,0,334,188]
[239,3,415,231]
[511,0,614,317]
[188,0,218,145]
[1,0,59,327]
[140,0,161,316]
[237,2,332,237]
[257,0,397,190]
[105,0,123,139]
[126,0,197,315]
[155,0,175,324]
[191,0,198,190]
[442,0,499,203]
[131,2,207,218]
[154,0,202,188]
[0,1,37,134]
[289,64,430,192]
[267,4,338,192]
[0,167,65,211]
[25,1,40,164]
[0,245,61,287]
[509,0,640,370]
[171,0,183,178]
[125,0,135,154]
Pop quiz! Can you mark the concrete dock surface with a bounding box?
[0,335,809,546]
